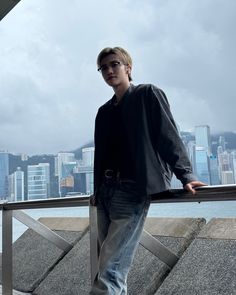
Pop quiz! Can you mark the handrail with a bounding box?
[0,196,89,211]
[1,184,236,211]
[151,184,236,203]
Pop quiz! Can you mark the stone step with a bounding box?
[0,217,89,293]
[34,217,205,295]
[155,218,236,295]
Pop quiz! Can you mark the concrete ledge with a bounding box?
[155,218,236,295]
[34,232,91,295]
[127,218,206,295]
[0,219,88,293]
[38,217,89,232]
[34,218,205,295]
[0,217,208,294]
[198,217,236,239]
[144,217,204,238]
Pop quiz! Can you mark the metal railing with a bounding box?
[1,184,236,295]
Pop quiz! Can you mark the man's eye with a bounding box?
[111,62,120,67]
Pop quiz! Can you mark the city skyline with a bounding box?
[0,0,235,154]
[1,126,236,157]
[2,124,236,202]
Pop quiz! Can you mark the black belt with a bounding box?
[104,169,120,179]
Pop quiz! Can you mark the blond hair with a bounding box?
[97,47,133,81]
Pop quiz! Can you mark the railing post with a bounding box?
[89,204,98,285]
[140,229,179,268]
[13,210,73,252]
[2,208,13,295]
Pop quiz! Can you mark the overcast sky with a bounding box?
[0,0,235,155]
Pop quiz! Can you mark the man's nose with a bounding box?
[106,65,114,73]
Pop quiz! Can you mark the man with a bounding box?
[90,47,204,295]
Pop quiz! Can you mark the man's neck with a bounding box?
[113,82,130,103]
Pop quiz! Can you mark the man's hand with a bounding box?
[90,195,97,206]
[184,181,207,195]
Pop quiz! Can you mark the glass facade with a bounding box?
[15,168,24,201]
[195,148,210,184]
[57,152,75,196]
[0,152,9,200]
[8,167,25,202]
[82,147,95,167]
[28,163,50,200]
[209,156,220,185]
[195,125,211,155]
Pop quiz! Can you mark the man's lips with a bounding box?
[107,76,116,81]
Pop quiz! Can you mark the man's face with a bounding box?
[98,54,131,87]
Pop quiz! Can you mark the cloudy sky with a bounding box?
[0,0,235,155]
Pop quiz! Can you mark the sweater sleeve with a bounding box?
[149,85,197,186]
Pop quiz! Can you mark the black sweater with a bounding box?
[93,84,196,197]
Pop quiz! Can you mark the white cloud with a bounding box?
[0,0,235,154]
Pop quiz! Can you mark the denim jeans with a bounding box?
[89,179,151,295]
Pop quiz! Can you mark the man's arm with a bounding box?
[149,85,205,191]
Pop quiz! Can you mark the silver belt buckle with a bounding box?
[105,169,114,179]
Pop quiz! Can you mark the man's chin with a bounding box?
[106,80,118,87]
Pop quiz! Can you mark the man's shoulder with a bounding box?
[97,98,113,112]
[132,83,162,95]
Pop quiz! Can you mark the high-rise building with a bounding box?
[209,156,220,185]
[221,171,234,185]
[28,163,50,200]
[231,151,236,183]
[76,147,95,195]
[60,161,77,197]
[85,172,94,195]
[195,125,211,155]
[56,152,75,196]
[187,141,196,174]
[195,147,210,184]
[219,136,226,151]
[82,147,95,167]
[8,167,24,202]
[217,149,236,184]
[218,150,231,174]
[0,151,9,200]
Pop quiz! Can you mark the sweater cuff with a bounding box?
[180,173,198,186]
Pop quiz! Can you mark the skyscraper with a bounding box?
[219,136,226,151]
[209,155,220,185]
[28,163,50,200]
[217,149,234,184]
[80,147,94,194]
[187,141,196,174]
[221,171,234,185]
[0,151,9,200]
[82,147,95,167]
[56,152,75,196]
[231,151,236,183]
[195,147,211,184]
[195,125,211,155]
[194,125,212,184]
[60,161,77,196]
[8,167,24,202]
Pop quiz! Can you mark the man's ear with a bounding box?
[126,64,131,75]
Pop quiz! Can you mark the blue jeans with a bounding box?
[90,179,150,295]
